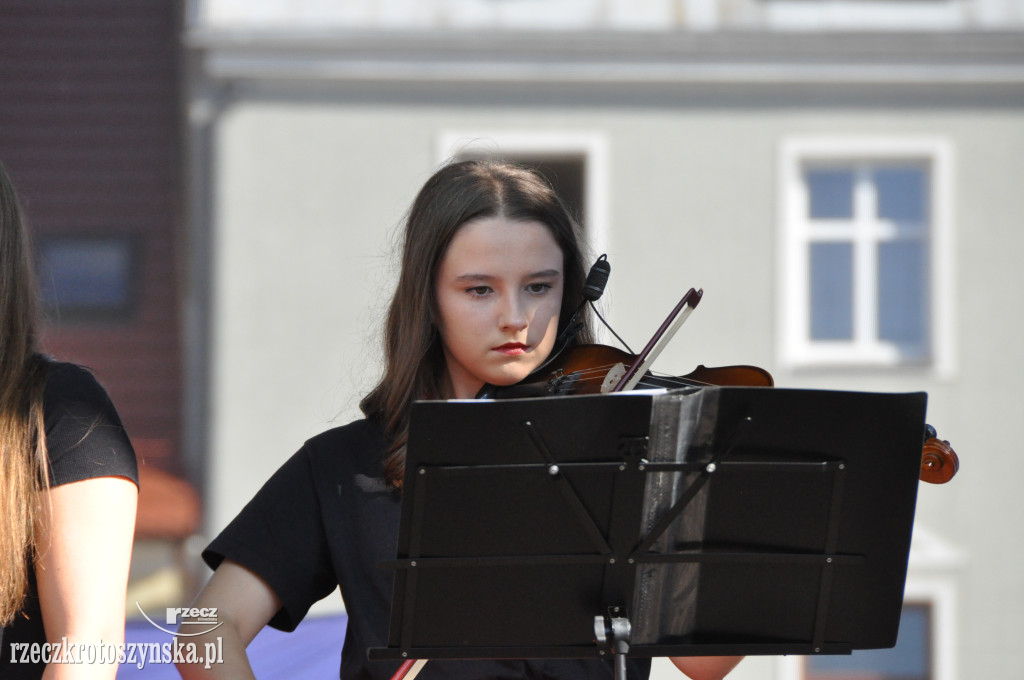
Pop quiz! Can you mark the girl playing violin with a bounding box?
[177,159,743,680]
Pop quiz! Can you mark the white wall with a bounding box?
[200,85,1024,667]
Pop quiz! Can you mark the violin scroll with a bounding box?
[920,424,959,484]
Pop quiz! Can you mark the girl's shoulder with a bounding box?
[39,359,138,487]
[299,417,389,476]
[305,417,386,449]
[41,359,124,434]
[42,359,105,396]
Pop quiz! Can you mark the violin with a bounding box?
[488,287,959,485]
[489,342,772,399]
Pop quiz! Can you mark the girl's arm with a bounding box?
[175,559,282,679]
[35,476,138,680]
[669,655,744,680]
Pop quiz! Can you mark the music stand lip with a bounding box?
[367,641,858,661]
[379,551,865,570]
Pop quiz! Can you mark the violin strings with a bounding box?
[546,363,719,391]
[547,363,718,388]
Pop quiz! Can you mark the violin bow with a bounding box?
[611,288,703,392]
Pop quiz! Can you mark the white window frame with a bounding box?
[777,136,955,376]
[436,131,611,261]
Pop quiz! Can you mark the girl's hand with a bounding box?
[670,655,744,680]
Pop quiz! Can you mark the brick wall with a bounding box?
[0,0,184,476]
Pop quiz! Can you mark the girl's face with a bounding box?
[435,216,565,399]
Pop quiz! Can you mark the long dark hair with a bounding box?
[360,159,594,487]
[0,159,49,626]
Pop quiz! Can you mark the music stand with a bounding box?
[369,386,927,678]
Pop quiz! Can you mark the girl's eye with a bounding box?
[526,283,552,295]
[467,286,492,297]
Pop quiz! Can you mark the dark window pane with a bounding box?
[530,157,586,226]
[806,604,931,679]
[878,240,928,346]
[37,236,134,321]
[806,169,854,220]
[875,167,927,222]
[810,242,853,340]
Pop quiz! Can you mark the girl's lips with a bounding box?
[493,343,529,355]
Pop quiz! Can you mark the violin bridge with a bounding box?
[601,363,627,393]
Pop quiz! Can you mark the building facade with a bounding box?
[185,2,1024,678]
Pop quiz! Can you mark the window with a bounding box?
[805,163,928,349]
[778,138,953,373]
[776,526,962,680]
[804,603,932,680]
[436,131,610,258]
[36,234,137,322]
[454,152,586,225]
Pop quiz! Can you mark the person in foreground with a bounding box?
[177,159,743,680]
[0,160,139,679]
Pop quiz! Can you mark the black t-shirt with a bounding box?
[0,361,139,679]
[204,419,651,680]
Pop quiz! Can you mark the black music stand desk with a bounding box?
[369,386,926,670]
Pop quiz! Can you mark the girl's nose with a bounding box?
[499,296,528,332]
